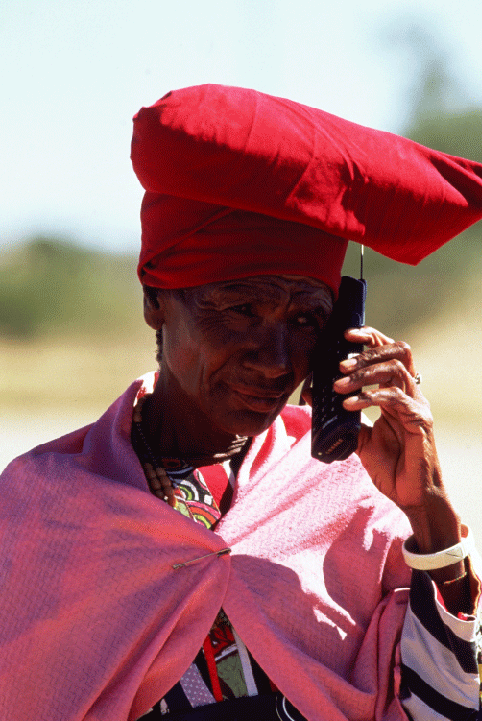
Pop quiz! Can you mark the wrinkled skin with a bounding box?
[143,276,333,456]
[143,275,473,613]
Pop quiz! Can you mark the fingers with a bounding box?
[334,357,420,399]
[345,326,395,348]
[342,387,431,428]
[334,327,425,415]
[340,328,418,381]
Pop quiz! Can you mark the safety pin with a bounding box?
[172,547,231,569]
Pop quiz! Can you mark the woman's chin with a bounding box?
[216,404,285,438]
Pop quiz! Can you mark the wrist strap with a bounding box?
[402,525,474,570]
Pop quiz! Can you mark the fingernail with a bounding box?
[343,395,360,408]
[340,358,357,370]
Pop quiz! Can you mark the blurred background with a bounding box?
[1,1,481,541]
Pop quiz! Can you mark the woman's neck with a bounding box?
[140,381,250,467]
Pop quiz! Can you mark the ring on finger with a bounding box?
[413,372,422,385]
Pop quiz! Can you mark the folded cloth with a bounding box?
[132,84,482,292]
[0,373,413,721]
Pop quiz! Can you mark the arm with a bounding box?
[400,566,481,719]
[332,327,481,718]
[333,327,478,612]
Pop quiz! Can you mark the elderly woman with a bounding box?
[2,85,482,721]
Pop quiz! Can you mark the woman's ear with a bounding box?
[143,286,165,330]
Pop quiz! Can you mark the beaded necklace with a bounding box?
[131,394,187,507]
[132,393,250,522]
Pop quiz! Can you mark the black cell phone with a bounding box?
[311,275,367,464]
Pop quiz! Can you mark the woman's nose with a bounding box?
[242,323,292,377]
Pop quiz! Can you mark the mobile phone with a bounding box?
[311,275,367,464]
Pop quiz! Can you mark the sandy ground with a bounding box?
[2,287,482,547]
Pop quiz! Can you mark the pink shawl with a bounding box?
[0,373,412,721]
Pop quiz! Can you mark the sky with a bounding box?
[2,0,482,254]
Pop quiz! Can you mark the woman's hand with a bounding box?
[332,327,463,550]
[303,326,473,613]
[334,327,438,513]
[338,328,480,612]
[302,327,461,552]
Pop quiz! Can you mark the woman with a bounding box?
[1,85,482,721]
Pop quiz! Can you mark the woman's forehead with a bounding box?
[191,275,333,305]
[206,275,328,291]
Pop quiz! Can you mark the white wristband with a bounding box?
[402,525,474,570]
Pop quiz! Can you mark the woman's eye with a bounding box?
[294,313,315,327]
[230,304,254,317]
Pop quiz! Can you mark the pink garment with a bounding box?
[0,373,413,721]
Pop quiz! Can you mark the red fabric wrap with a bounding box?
[138,194,346,292]
[132,84,482,291]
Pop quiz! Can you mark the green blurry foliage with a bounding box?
[2,226,479,343]
[2,26,481,343]
[408,109,482,164]
[0,236,142,339]
[341,23,482,338]
[402,56,482,165]
[343,227,481,338]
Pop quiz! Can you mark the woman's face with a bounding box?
[145,276,333,438]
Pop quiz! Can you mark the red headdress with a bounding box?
[132,84,482,295]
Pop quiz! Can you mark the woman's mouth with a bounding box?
[229,387,286,413]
